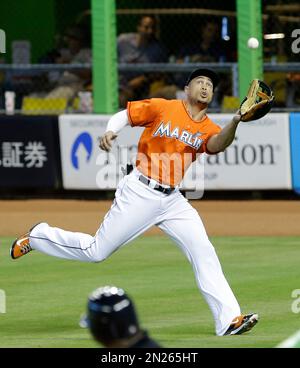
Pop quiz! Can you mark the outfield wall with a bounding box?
[290,113,300,195]
[58,112,295,192]
[0,115,61,188]
[0,112,299,193]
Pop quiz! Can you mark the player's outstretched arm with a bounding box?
[99,109,129,152]
[206,111,241,153]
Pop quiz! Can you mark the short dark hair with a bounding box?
[186,68,220,90]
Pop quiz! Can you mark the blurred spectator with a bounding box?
[263,15,289,107]
[44,24,92,102]
[177,20,226,64]
[39,9,91,65]
[117,15,169,107]
[81,285,161,348]
[118,15,167,63]
[174,19,228,107]
[54,25,91,64]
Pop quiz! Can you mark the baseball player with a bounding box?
[11,68,260,336]
[83,285,161,348]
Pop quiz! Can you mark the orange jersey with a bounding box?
[127,98,221,186]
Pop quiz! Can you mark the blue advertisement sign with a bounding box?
[290,113,300,194]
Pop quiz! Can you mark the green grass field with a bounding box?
[0,235,299,348]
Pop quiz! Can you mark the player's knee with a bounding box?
[89,247,112,262]
[91,253,107,263]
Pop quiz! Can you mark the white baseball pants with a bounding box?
[29,168,241,335]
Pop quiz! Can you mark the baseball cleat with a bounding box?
[224,313,259,335]
[10,232,33,259]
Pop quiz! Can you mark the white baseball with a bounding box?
[247,37,259,49]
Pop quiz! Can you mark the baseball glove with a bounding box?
[240,79,274,122]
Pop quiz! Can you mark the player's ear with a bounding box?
[184,85,189,95]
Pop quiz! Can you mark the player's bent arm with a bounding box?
[206,113,241,153]
[106,109,129,133]
[99,110,129,151]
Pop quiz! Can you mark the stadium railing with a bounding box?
[0,62,299,114]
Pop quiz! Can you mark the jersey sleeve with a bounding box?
[127,98,164,128]
[200,122,222,155]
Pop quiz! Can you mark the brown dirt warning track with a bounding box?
[0,199,299,237]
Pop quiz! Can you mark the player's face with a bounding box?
[186,76,214,105]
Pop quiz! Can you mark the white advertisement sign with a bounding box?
[202,113,291,189]
[59,114,142,189]
[59,113,291,190]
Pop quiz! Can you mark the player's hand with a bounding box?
[232,109,242,124]
[99,131,118,152]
